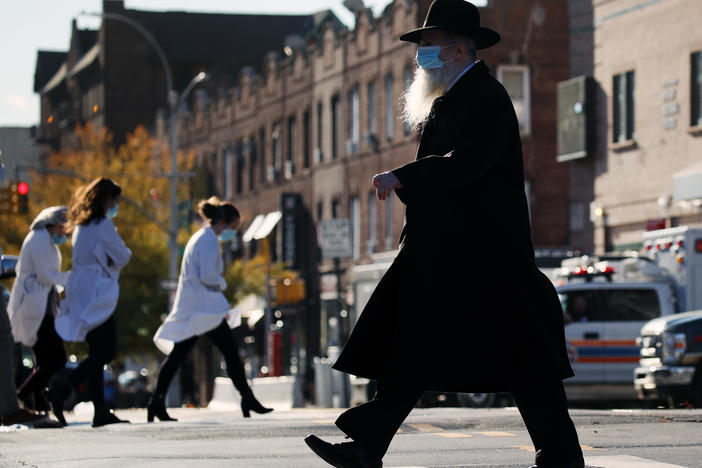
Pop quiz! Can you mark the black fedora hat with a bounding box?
[399,0,500,49]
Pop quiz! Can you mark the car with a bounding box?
[634,310,702,407]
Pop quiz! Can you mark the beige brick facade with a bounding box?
[589,0,702,252]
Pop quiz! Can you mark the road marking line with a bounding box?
[515,445,603,453]
[408,423,444,432]
[313,420,336,424]
[475,431,515,437]
[434,432,473,438]
[585,455,687,467]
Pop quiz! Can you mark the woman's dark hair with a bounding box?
[66,177,122,231]
[197,196,240,224]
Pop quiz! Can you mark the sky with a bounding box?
[0,0,393,127]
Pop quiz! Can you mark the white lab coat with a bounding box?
[7,229,68,347]
[56,218,131,342]
[154,226,237,354]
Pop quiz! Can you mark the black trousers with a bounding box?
[17,292,67,401]
[66,316,116,410]
[336,379,583,463]
[154,319,249,398]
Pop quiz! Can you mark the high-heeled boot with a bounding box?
[46,380,71,427]
[240,389,273,418]
[146,393,177,422]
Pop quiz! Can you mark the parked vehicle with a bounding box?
[634,311,702,407]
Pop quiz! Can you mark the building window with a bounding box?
[303,109,311,169]
[272,123,282,183]
[692,51,702,127]
[497,65,531,136]
[385,192,393,251]
[613,70,635,143]
[316,100,323,164]
[224,147,233,199]
[317,200,324,221]
[350,196,360,260]
[385,73,394,142]
[236,141,244,196]
[248,137,256,191]
[259,127,266,184]
[404,65,413,136]
[348,86,360,155]
[332,198,340,219]
[367,191,376,255]
[331,94,341,159]
[367,80,377,139]
[286,115,296,179]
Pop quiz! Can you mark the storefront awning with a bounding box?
[242,211,282,242]
[673,161,702,201]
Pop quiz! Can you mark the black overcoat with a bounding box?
[333,61,574,392]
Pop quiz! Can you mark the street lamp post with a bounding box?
[79,11,207,283]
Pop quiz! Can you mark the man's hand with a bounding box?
[372,171,403,200]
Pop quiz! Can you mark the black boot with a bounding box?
[146,394,177,422]
[92,408,130,428]
[46,380,71,426]
[240,389,273,418]
[304,434,382,468]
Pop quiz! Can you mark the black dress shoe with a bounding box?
[304,434,382,468]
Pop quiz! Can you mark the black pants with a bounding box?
[17,292,67,402]
[336,379,583,464]
[66,316,117,410]
[154,319,249,398]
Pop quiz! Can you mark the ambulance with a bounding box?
[555,226,702,400]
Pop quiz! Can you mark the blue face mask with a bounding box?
[106,203,119,220]
[416,43,456,70]
[52,234,68,245]
[218,228,236,242]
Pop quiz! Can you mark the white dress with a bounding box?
[153,226,236,354]
[56,218,131,342]
[7,229,68,347]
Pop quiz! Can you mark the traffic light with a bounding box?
[17,181,28,214]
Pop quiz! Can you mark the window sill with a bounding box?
[688,124,702,136]
[611,139,637,152]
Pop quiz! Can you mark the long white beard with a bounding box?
[401,63,464,133]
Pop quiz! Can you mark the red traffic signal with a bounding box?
[17,181,29,196]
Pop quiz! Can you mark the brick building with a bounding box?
[172,0,574,373]
[34,0,324,157]
[561,0,702,253]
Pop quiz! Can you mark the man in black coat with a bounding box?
[305,1,584,467]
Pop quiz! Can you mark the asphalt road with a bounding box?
[1,404,701,467]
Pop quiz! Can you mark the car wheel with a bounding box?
[457,392,496,408]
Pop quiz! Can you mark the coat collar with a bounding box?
[443,59,490,101]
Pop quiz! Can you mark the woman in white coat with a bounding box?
[49,178,131,427]
[8,206,69,413]
[150,197,271,422]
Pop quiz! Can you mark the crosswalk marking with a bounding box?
[515,445,603,453]
[434,432,473,438]
[585,455,687,467]
[408,423,444,432]
[475,431,515,437]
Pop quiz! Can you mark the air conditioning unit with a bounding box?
[314,148,323,164]
[284,160,294,180]
[266,165,276,182]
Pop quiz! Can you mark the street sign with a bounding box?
[320,219,352,259]
[159,278,179,291]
